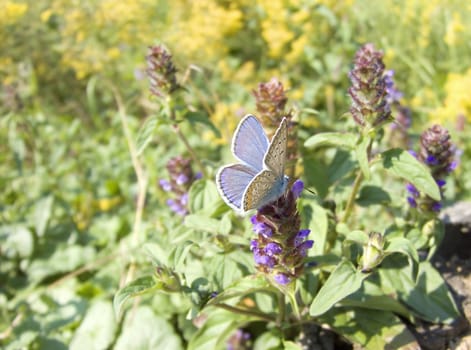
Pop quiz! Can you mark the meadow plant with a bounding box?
[114,42,462,349]
[3,3,471,349]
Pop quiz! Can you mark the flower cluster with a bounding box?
[146,45,180,99]
[159,156,201,216]
[348,43,392,130]
[253,78,288,125]
[249,180,314,285]
[253,78,297,176]
[407,125,457,213]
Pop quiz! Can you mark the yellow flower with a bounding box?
[444,12,465,47]
[433,69,471,122]
[0,1,28,25]
[40,9,53,22]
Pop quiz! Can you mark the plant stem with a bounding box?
[277,291,286,326]
[341,137,373,224]
[169,107,206,177]
[341,171,364,224]
[287,291,301,321]
[214,303,276,323]
[112,86,148,286]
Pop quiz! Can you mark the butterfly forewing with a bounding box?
[263,117,287,177]
[216,163,258,210]
[232,115,269,172]
[242,170,286,212]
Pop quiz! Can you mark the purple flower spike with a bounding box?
[292,180,304,199]
[406,184,419,197]
[432,202,442,212]
[251,215,273,237]
[407,197,417,208]
[176,173,189,185]
[159,179,172,192]
[297,240,314,257]
[426,155,439,166]
[294,229,311,246]
[274,273,291,285]
[436,179,446,188]
[448,161,458,172]
[264,242,282,256]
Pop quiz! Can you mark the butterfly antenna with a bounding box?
[305,187,317,196]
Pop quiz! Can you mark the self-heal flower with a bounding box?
[406,125,457,214]
[253,77,288,125]
[159,156,200,216]
[253,78,297,177]
[348,43,392,130]
[250,180,314,287]
[146,45,180,98]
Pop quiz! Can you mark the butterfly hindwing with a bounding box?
[216,163,258,210]
[242,170,286,212]
[263,117,287,177]
[232,115,269,172]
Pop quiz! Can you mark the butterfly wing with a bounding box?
[216,163,258,210]
[263,117,288,177]
[242,170,288,212]
[232,115,269,172]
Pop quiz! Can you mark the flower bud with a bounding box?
[361,232,385,272]
[155,266,181,292]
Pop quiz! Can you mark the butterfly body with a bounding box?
[216,115,289,214]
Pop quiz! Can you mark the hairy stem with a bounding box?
[169,107,206,177]
[112,87,148,286]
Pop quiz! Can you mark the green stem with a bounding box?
[277,291,286,326]
[341,136,373,224]
[169,107,206,178]
[341,171,364,224]
[287,290,301,321]
[214,303,276,323]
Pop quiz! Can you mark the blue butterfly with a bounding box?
[216,115,289,213]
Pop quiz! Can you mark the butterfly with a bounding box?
[216,114,289,213]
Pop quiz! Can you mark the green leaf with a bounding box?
[188,308,252,350]
[253,330,282,350]
[310,260,368,316]
[184,214,231,235]
[356,185,391,206]
[283,340,303,350]
[301,199,328,255]
[33,195,54,237]
[115,306,183,350]
[136,115,159,155]
[1,225,34,259]
[319,308,418,349]
[379,259,460,323]
[188,180,220,214]
[70,300,117,350]
[304,132,356,150]
[340,280,413,320]
[380,149,440,200]
[384,237,419,281]
[343,230,369,245]
[355,135,371,179]
[113,276,157,318]
[208,274,272,305]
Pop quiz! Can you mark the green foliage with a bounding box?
[2,1,470,349]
